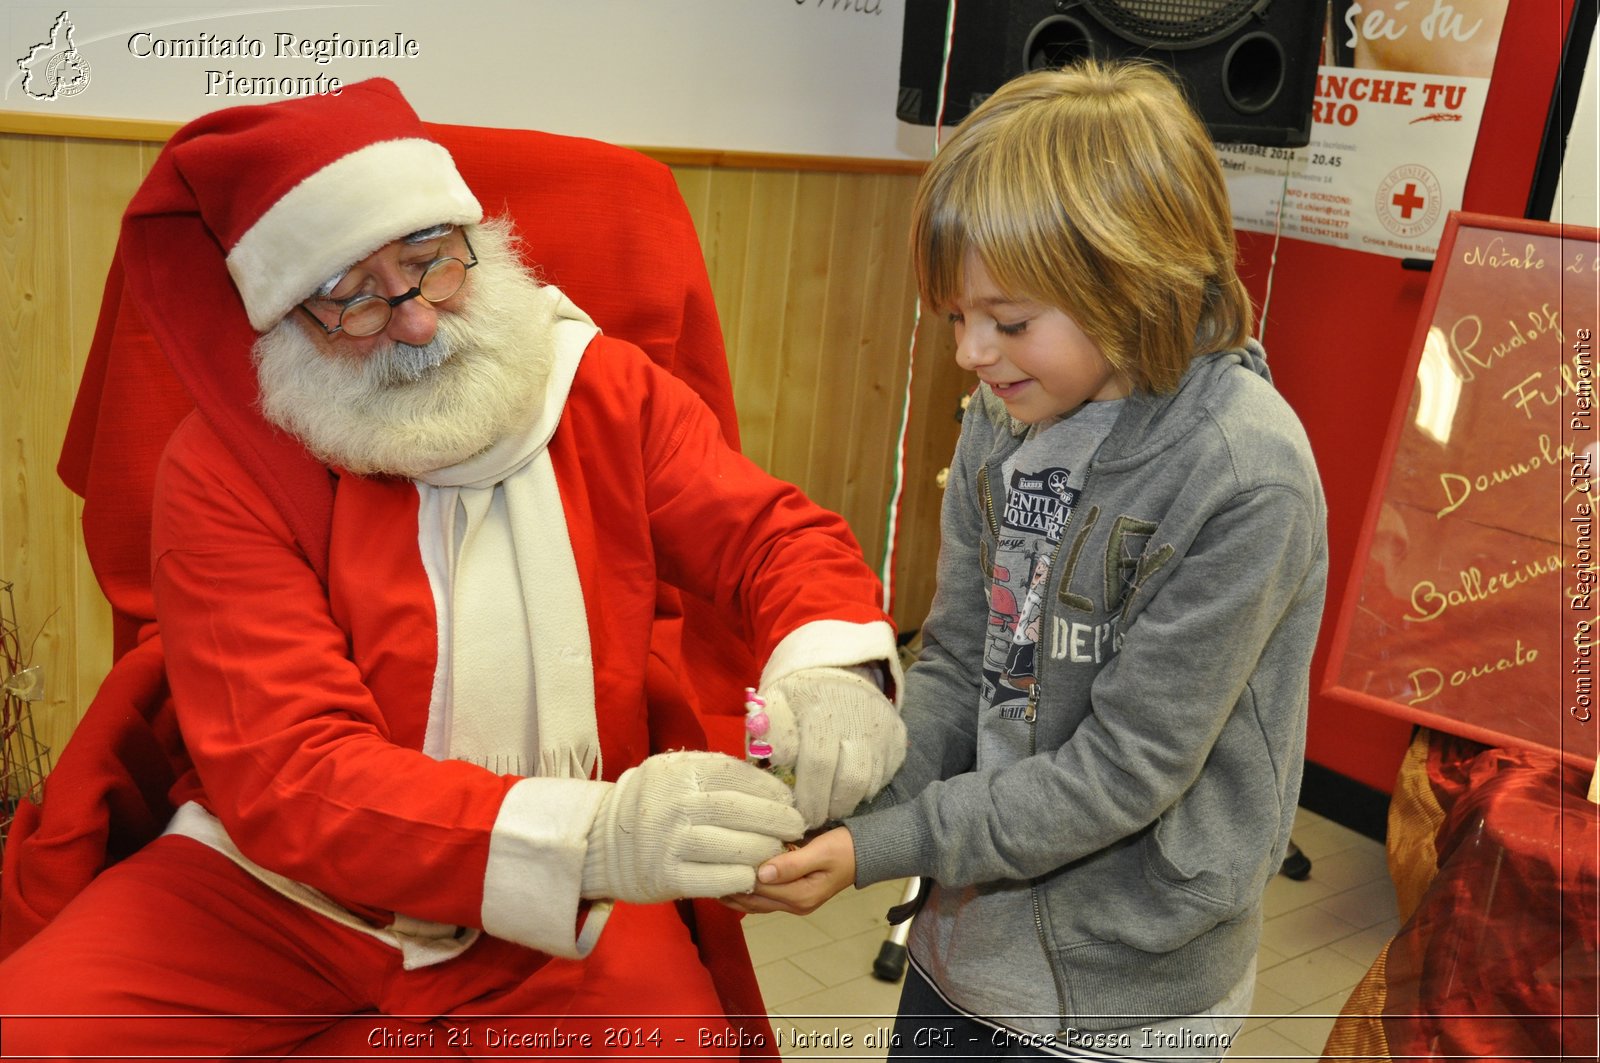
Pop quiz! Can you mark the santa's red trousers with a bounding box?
[0,836,740,1060]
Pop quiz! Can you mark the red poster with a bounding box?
[1326,212,1600,768]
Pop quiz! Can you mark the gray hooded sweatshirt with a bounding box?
[847,341,1329,1036]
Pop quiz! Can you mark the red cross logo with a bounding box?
[1391,182,1427,219]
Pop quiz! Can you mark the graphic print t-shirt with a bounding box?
[910,398,1122,1038]
[980,401,1120,722]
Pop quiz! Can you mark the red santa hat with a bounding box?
[111,79,480,581]
[165,79,482,331]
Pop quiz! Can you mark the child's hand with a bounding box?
[720,826,856,916]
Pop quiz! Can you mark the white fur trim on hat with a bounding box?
[227,137,482,331]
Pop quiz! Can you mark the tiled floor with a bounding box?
[741,807,1395,1061]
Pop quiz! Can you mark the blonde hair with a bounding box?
[910,59,1252,394]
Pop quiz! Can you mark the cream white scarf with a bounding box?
[415,286,602,782]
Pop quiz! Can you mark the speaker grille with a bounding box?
[1083,0,1269,48]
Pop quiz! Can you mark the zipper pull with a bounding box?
[1024,684,1040,723]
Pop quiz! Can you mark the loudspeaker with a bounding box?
[898,0,1328,147]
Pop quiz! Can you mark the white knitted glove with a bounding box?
[760,666,906,828]
[580,750,804,903]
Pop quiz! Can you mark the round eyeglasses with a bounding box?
[298,231,478,338]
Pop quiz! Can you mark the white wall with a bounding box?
[7,2,1591,200]
[2,0,939,161]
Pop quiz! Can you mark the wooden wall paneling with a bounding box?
[682,166,754,387]
[838,174,915,580]
[891,312,965,632]
[0,134,152,773]
[806,173,880,557]
[726,170,800,473]
[1,133,78,769]
[847,172,968,634]
[676,161,968,633]
[768,171,841,501]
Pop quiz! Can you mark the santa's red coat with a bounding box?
[152,334,893,941]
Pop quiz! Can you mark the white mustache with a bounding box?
[377,335,454,385]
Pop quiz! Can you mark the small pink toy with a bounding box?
[744,687,794,787]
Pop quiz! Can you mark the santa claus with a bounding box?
[0,79,904,1056]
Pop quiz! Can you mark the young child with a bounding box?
[733,59,1328,1060]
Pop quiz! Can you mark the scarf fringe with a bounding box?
[460,746,599,781]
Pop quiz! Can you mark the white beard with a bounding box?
[252,218,554,478]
